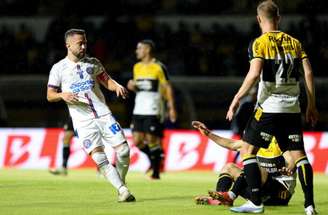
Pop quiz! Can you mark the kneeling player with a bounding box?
[192,121,296,207]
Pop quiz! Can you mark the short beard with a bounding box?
[73,51,85,59]
[77,52,85,59]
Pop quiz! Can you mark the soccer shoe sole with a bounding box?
[208,191,233,206]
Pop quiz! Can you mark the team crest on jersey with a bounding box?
[83,139,92,149]
[86,66,94,74]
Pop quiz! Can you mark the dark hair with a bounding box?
[257,0,279,21]
[64,28,86,42]
[140,39,156,55]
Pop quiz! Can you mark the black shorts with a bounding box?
[131,115,164,137]
[63,118,74,132]
[261,176,292,206]
[238,174,292,206]
[243,108,304,152]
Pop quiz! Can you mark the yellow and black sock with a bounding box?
[296,156,314,208]
[243,155,262,205]
[231,173,248,197]
[139,144,151,158]
[149,144,162,179]
[216,173,233,191]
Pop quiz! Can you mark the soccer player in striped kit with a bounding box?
[226,1,318,214]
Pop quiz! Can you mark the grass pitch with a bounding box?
[0,169,326,215]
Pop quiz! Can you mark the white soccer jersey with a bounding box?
[47,56,111,121]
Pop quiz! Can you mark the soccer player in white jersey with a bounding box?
[47,28,135,202]
[226,1,318,214]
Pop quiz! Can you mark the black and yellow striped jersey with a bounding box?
[132,59,169,116]
[248,31,307,113]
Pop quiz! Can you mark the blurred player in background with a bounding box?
[226,1,318,214]
[49,117,74,175]
[192,121,296,207]
[127,40,177,179]
[47,28,135,202]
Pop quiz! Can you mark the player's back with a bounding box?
[249,31,307,113]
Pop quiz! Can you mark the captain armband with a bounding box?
[97,71,110,82]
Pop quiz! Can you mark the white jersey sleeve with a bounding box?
[47,64,61,89]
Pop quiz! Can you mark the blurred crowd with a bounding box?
[0,0,328,78]
[1,0,327,16]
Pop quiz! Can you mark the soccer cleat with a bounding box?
[230,200,264,213]
[208,191,234,206]
[194,195,222,205]
[150,175,160,180]
[305,205,318,215]
[49,168,67,176]
[118,190,136,203]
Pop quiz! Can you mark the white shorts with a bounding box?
[73,114,126,154]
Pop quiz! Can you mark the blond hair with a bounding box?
[257,0,280,21]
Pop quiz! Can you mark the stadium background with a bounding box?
[0,0,328,172]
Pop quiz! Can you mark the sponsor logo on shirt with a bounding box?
[70,80,95,93]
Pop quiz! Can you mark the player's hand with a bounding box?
[306,105,319,127]
[226,99,240,121]
[169,108,177,123]
[192,121,210,136]
[127,80,136,91]
[278,166,294,176]
[60,92,79,104]
[115,84,128,99]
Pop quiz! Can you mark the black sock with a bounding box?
[149,147,162,178]
[231,174,248,197]
[139,144,151,157]
[62,145,70,169]
[216,173,233,191]
[296,157,314,208]
[243,156,262,205]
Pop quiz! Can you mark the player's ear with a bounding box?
[276,15,281,25]
[257,15,262,24]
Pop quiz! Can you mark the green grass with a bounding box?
[0,169,326,215]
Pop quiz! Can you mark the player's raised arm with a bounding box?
[192,121,242,151]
